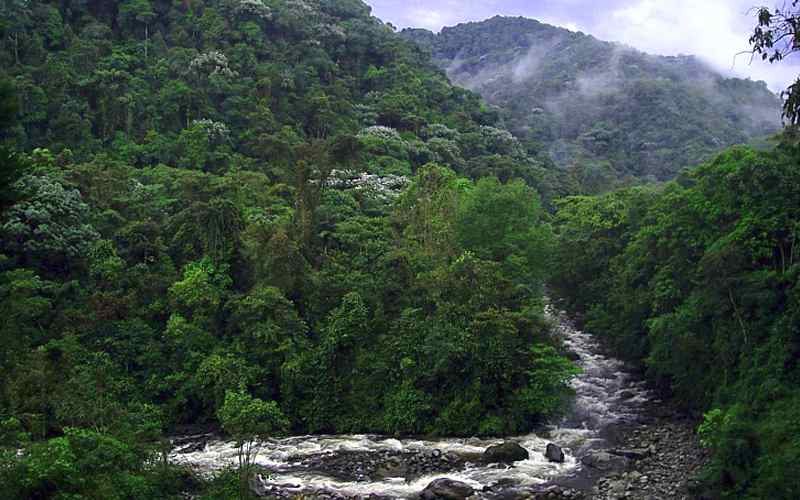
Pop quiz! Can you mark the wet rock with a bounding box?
[603,478,627,498]
[375,456,407,478]
[292,449,465,483]
[539,485,580,499]
[249,473,271,497]
[618,390,636,400]
[610,447,650,460]
[586,406,710,500]
[545,443,565,463]
[485,478,520,492]
[171,433,213,454]
[580,451,626,471]
[483,442,530,463]
[420,478,475,499]
[174,440,206,454]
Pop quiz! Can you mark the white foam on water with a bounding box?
[170,304,651,497]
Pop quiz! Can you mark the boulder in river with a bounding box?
[545,443,565,463]
[580,451,627,471]
[420,478,475,499]
[483,442,529,463]
[170,433,213,454]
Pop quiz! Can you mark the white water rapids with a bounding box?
[170,305,652,497]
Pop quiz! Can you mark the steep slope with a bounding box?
[552,142,800,499]
[0,6,576,497]
[1,2,557,186]
[403,16,781,191]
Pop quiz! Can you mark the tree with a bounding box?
[217,390,288,499]
[119,0,156,60]
[169,257,231,313]
[1,171,100,275]
[455,177,553,286]
[750,1,800,127]
[227,286,309,394]
[0,0,31,65]
[0,267,54,410]
[395,164,463,260]
[1,426,166,499]
[0,78,24,211]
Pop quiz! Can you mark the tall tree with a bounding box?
[0,79,22,211]
[119,0,156,60]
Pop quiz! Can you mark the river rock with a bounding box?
[420,478,475,499]
[580,451,626,471]
[483,442,530,463]
[610,447,650,460]
[171,433,213,454]
[545,443,565,463]
[249,473,271,497]
[375,456,408,478]
[174,440,206,454]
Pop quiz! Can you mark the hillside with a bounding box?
[402,16,782,191]
[552,142,800,499]
[0,1,575,497]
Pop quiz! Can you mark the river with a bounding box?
[170,304,652,498]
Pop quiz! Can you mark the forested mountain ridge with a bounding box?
[0,1,565,188]
[402,16,782,191]
[0,1,577,497]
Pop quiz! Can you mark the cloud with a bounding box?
[371,0,489,31]
[366,0,800,91]
[594,0,793,90]
[407,7,447,31]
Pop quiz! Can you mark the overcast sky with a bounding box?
[365,0,799,92]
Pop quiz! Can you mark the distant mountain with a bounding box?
[402,16,782,190]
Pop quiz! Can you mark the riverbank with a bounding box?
[545,399,708,500]
[589,405,708,499]
[171,306,710,499]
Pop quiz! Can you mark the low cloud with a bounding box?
[367,0,800,91]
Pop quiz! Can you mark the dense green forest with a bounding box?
[402,16,781,192]
[551,141,800,498]
[2,0,800,499]
[0,0,576,497]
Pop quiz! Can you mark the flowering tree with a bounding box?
[189,51,237,79]
[1,172,99,272]
[234,0,272,21]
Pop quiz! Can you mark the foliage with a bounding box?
[0,77,24,210]
[749,1,800,127]
[552,142,800,498]
[1,173,99,274]
[1,427,181,500]
[217,390,288,499]
[403,16,781,191]
[0,1,577,496]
